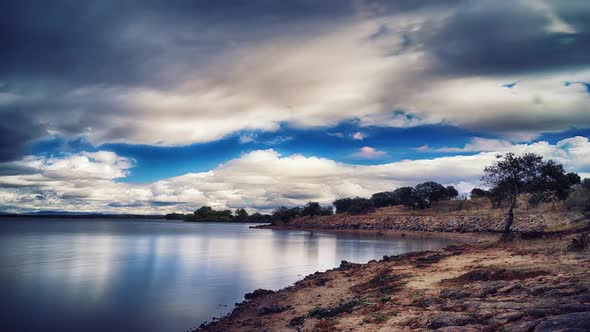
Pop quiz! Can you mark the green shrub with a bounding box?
[566,187,590,210]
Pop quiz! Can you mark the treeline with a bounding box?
[334,181,459,214]
[269,202,333,224]
[165,206,271,222]
[269,181,459,224]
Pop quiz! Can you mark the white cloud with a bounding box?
[239,133,256,144]
[431,137,514,153]
[354,146,387,159]
[352,132,365,140]
[1,136,590,214]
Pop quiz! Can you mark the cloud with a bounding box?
[1,136,590,214]
[352,132,366,140]
[354,146,387,159]
[428,137,515,153]
[327,132,345,138]
[239,133,256,144]
[1,0,590,161]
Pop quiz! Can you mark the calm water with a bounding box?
[0,218,454,332]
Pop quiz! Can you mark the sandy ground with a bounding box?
[194,231,590,332]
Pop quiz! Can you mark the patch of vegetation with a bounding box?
[270,201,333,224]
[352,297,373,307]
[308,306,324,317]
[312,318,338,332]
[308,301,358,319]
[288,315,305,327]
[165,206,271,222]
[374,314,389,324]
[443,267,548,284]
[363,313,390,324]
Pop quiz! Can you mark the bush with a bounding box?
[470,188,489,198]
[565,186,590,211]
[271,206,301,223]
[528,194,542,207]
[370,191,398,208]
[347,198,375,215]
[333,197,374,215]
[301,201,332,217]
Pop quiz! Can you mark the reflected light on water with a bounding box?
[0,219,455,331]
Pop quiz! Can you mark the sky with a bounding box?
[0,0,589,214]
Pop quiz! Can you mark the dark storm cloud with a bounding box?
[0,0,355,86]
[0,163,37,176]
[0,109,46,162]
[423,0,590,75]
[1,0,589,164]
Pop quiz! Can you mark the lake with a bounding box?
[0,218,454,331]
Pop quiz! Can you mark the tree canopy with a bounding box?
[483,153,579,233]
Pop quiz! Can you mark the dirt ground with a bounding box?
[195,232,590,332]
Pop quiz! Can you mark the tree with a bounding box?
[392,187,414,206]
[482,153,578,233]
[413,181,455,209]
[347,198,375,215]
[470,188,489,198]
[194,206,214,218]
[271,206,301,223]
[444,186,459,200]
[235,208,249,221]
[333,198,353,214]
[301,202,322,217]
[333,197,374,214]
[370,191,398,208]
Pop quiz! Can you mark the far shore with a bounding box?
[253,224,498,243]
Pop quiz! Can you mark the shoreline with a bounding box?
[254,224,499,243]
[195,226,590,331]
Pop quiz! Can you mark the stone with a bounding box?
[256,304,286,316]
[534,311,590,331]
[427,313,475,329]
[244,289,274,300]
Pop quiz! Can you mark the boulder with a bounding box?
[534,311,590,331]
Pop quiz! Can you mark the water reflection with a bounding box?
[0,219,454,331]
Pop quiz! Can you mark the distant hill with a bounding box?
[0,211,165,219]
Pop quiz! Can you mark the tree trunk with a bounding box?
[504,198,516,233]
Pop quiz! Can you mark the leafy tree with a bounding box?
[301,202,323,217]
[271,206,301,223]
[248,212,265,221]
[333,197,374,214]
[483,153,578,233]
[582,178,590,191]
[333,198,353,214]
[444,186,459,200]
[392,187,414,206]
[370,191,398,208]
[194,206,214,218]
[235,208,249,221]
[347,198,375,215]
[470,188,489,198]
[412,182,456,209]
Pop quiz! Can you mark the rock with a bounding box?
[534,311,590,331]
[440,288,470,300]
[244,289,274,300]
[338,260,359,270]
[427,313,475,329]
[436,327,480,332]
[288,315,305,327]
[256,304,286,316]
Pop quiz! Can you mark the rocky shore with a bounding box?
[195,231,590,331]
[256,208,586,234]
